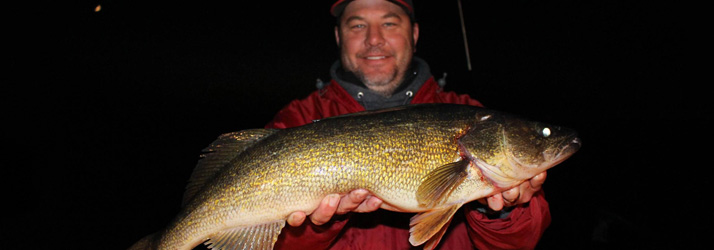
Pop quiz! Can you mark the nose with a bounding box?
[366,26,385,46]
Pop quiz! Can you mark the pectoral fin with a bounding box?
[409,204,462,249]
[416,159,469,208]
[204,220,285,250]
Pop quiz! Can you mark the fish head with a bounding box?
[459,112,581,188]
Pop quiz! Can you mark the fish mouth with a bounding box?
[549,136,581,165]
[565,137,581,155]
[535,136,580,174]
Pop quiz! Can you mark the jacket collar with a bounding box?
[329,57,433,110]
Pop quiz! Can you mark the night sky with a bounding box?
[19,0,701,249]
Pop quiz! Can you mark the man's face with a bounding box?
[335,0,419,96]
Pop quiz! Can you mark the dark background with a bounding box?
[18,0,703,249]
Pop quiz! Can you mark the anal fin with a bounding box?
[205,220,285,250]
[409,204,462,249]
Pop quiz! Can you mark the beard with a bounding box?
[342,47,409,97]
[354,66,402,96]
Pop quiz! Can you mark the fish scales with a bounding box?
[130,104,580,250]
[232,107,473,211]
[165,106,474,248]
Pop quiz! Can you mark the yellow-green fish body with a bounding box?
[130,104,580,250]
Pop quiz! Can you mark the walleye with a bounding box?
[129,104,580,250]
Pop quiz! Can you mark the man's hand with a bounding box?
[286,189,383,227]
[479,171,547,211]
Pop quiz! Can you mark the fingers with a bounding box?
[501,186,520,207]
[486,193,504,211]
[529,171,547,190]
[304,190,382,226]
[504,171,548,207]
[286,211,307,227]
[310,194,340,225]
[354,196,382,213]
[484,171,548,211]
[335,189,369,214]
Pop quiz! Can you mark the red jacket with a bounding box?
[266,78,551,250]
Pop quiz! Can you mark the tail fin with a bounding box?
[127,232,159,250]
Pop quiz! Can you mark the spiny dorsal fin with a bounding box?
[314,105,412,122]
[205,220,286,250]
[416,159,469,208]
[182,129,278,206]
[409,204,462,248]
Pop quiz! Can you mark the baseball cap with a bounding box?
[330,0,416,21]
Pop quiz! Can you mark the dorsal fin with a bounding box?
[182,129,278,206]
[314,105,412,122]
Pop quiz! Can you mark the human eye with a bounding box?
[382,15,402,28]
[347,22,367,31]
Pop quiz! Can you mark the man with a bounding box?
[266,0,550,249]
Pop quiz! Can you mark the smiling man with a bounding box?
[336,0,418,96]
[266,0,552,249]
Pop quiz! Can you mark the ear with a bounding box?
[412,22,420,52]
[334,26,341,47]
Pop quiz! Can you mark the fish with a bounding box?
[128,103,580,250]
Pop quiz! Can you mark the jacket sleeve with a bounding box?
[265,83,364,129]
[266,99,320,129]
[464,190,551,250]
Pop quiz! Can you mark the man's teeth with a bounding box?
[366,56,386,60]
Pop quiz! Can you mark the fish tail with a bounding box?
[127,232,159,250]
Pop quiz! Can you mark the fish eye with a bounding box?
[541,127,551,137]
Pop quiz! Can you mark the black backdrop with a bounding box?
[18,0,703,249]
